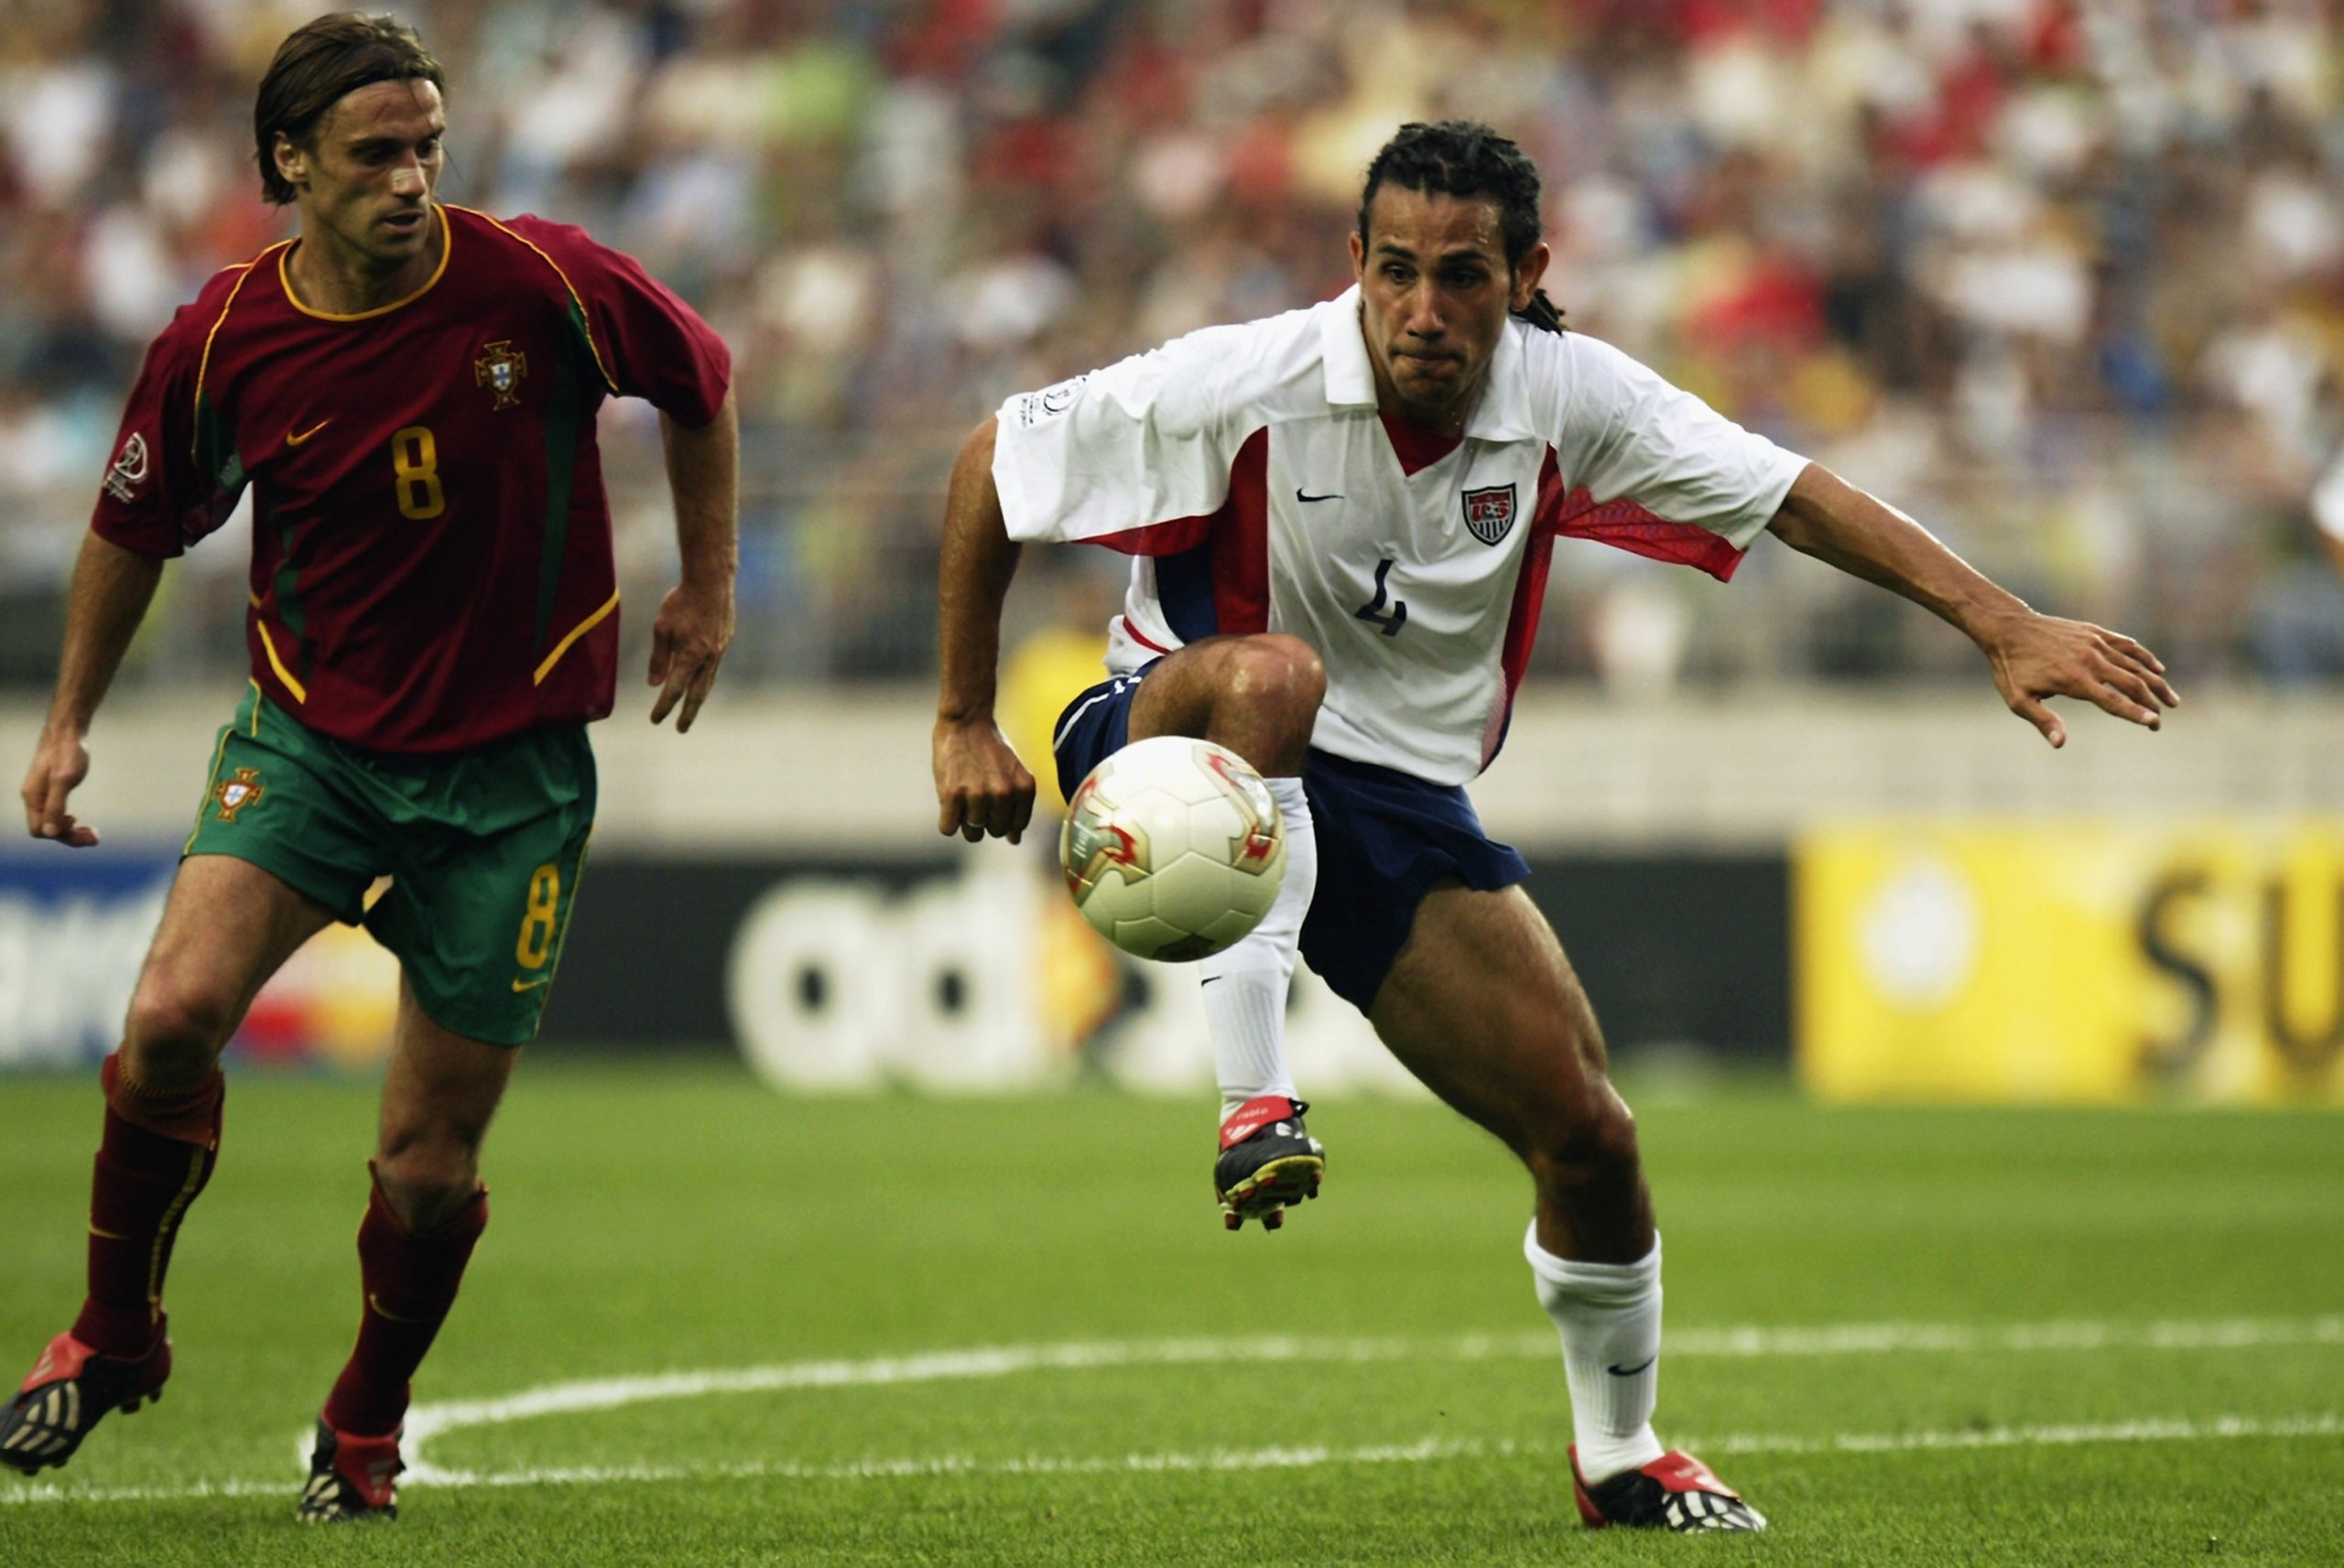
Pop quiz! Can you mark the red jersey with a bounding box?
[91,202,732,753]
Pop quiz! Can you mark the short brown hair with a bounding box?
[254,12,446,206]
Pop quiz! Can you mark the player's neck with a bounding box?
[286,206,443,316]
[1373,380,1476,440]
[1365,349,1479,439]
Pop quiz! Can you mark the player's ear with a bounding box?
[273,131,307,192]
[1348,228,1366,281]
[1509,242,1551,311]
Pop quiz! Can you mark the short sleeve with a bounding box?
[993,327,1251,547]
[506,216,732,425]
[89,305,230,558]
[1552,334,1807,552]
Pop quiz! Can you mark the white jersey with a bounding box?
[993,286,1807,785]
[2315,445,2344,545]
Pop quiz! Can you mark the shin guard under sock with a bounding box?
[71,1053,223,1357]
[322,1176,489,1437]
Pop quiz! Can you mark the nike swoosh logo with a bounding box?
[1607,1357,1656,1377]
[512,976,551,992]
[88,1222,131,1241]
[1296,488,1342,503]
[367,1291,429,1325]
[286,420,331,446]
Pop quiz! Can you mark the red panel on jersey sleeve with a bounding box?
[1550,485,1748,581]
[1088,514,1215,556]
[1083,427,1273,613]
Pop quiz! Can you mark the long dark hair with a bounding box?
[1358,121,1565,333]
[254,12,445,205]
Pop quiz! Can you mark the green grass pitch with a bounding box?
[2,1061,2339,1565]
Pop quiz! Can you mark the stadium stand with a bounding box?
[5,0,2343,689]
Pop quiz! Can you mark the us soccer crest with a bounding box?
[212,767,265,824]
[1461,484,1517,546]
[474,341,528,409]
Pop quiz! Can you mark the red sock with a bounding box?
[71,1053,224,1357]
[322,1177,489,1437]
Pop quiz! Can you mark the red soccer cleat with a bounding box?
[1570,1446,1766,1532]
[298,1417,404,1522]
[0,1328,172,1475]
[1214,1096,1325,1232]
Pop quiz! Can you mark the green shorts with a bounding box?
[184,684,598,1044]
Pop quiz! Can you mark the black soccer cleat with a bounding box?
[1214,1095,1325,1232]
[0,1328,172,1476]
[298,1418,403,1522]
[1570,1446,1766,1532]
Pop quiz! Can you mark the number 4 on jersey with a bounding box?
[1354,557,1407,637]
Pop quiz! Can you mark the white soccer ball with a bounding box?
[1058,736,1287,962]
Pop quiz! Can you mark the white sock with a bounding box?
[1525,1223,1666,1484]
[1199,776,1314,1121]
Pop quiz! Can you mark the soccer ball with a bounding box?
[1059,736,1287,962]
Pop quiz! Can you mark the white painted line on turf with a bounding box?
[5,1314,2336,1508]
[10,1413,2337,1508]
[396,1312,2344,1474]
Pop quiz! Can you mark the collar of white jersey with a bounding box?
[1319,284,1540,444]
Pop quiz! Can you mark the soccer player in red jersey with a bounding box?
[2,15,736,1520]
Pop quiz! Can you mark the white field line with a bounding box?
[0,1314,2335,1509]
[6,1414,2339,1508]
[398,1313,2344,1461]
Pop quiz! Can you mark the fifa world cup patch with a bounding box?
[1461,483,1517,546]
[212,767,266,824]
[474,340,529,409]
[1009,374,1088,428]
[103,432,149,503]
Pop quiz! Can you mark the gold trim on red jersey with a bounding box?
[277,203,454,321]
[254,617,309,704]
[192,251,286,459]
[533,589,619,686]
[448,204,622,395]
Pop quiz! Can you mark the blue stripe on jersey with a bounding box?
[1155,541,1218,643]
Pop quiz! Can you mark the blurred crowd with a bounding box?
[6,0,2344,695]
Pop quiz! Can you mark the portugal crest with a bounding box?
[1461,483,1517,546]
[474,340,528,410]
[212,767,265,824]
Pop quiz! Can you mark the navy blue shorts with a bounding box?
[1051,665,1530,1013]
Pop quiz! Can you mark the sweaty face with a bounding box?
[279,79,446,276]
[1349,187,1548,431]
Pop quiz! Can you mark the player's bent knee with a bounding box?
[121,986,238,1081]
[1226,633,1326,713]
[374,1141,483,1222]
[1521,1095,1643,1194]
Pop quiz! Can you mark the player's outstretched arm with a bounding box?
[21,533,166,846]
[933,416,1036,846]
[1766,463,2179,749]
[648,389,739,733]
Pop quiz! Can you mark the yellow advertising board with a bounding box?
[1795,822,2344,1104]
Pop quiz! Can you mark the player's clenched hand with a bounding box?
[648,577,734,733]
[21,730,100,848]
[1982,610,2180,749]
[933,718,1035,846]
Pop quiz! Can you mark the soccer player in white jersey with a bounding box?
[2314,445,2344,584]
[932,122,2177,1533]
